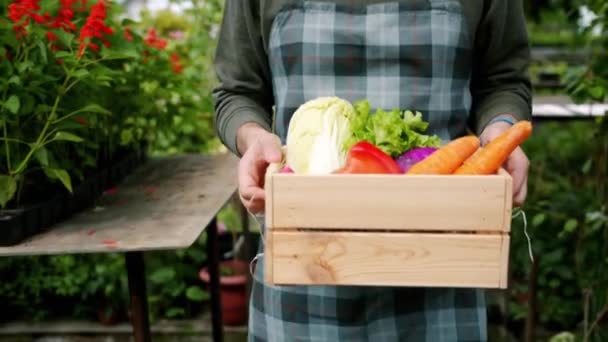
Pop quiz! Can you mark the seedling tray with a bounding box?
[0,149,147,246]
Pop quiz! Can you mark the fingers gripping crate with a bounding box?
[263,166,513,289]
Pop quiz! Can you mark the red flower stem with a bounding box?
[52,102,92,124]
[12,67,74,175]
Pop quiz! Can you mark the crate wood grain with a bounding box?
[264,231,510,288]
[264,166,513,289]
[265,173,512,232]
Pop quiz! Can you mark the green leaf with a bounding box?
[80,104,112,115]
[54,30,74,47]
[16,61,34,73]
[3,95,20,114]
[149,267,175,284]
[185,286,208,302]
[8,76,20,85]
[345,99,440,158]
[589,85,605,100]
[37,40,48,64]
[44,168,73,193]
[581,159,592,174]
[70,69,89,79]
[186,249,206,263]
[121,18,138,26]
[165,307,185,318]
[34,147,49,167]
[101,48,138,60]
[532,213,546,227]
[120,130,133,145]
[0,175,18,208]
[563,219,578,233]
[54,132,84,143]
[54,51,73,59]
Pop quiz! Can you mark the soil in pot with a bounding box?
[199,259,249,326]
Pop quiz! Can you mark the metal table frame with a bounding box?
[124,217,225,342]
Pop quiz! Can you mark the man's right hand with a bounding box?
[236,123,283,214]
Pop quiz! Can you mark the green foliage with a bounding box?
[0,0,223,209]
[509,119,607,339]
[146,237,210,320]
[0,0,227,324]
[0,254,127,321]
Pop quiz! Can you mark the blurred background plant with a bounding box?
[0,0,222,210]
[506,1,607,341]
[0,0,607,339]
[0,0,227,323]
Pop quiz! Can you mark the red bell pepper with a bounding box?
[335,141,402,174]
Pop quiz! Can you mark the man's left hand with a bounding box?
[479,121,530,207]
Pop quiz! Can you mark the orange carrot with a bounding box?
[406,136,480,175]
[454,120,533,175]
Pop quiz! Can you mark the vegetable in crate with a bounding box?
[285,97,355,174]
[395,147,439,173]
[406,136,480,175]
[345,100,441,158]
[335,141,402,174]
[454,120,533,175]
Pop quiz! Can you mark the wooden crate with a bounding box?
[263,166,512,289]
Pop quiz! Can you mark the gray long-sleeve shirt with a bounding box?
[213,0,532,155]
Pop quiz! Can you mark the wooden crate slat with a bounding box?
[269,174,510,232]
[267,231,508,288]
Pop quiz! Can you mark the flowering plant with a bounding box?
[0,0,219,209]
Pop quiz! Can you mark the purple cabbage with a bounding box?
[395,147,439,173]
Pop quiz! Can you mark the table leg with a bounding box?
[207,217,224,342]
[125,251,151,342]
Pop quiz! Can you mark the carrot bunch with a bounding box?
[406,120,533,175]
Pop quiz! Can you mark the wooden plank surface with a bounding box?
[268,231,508,288]
[0,153,238,256]
[268,174,510,232]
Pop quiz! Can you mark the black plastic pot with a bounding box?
[0,149,147,246]
[0,210,26,247]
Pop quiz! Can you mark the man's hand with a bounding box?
[480,120,530,207]
[236,123,283,214]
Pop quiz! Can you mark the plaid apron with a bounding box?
[249,1,486,341]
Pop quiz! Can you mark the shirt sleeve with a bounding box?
[212,0,274,156]
[468,0,533,135]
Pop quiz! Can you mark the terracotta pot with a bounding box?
[199,260,249,326]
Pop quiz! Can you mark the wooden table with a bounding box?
[0,152,239,342]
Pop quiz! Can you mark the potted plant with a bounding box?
[199,259,249,326]
[199,201,250,326]
[0,0,218,246]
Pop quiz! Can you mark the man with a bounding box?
[213,1,531,340]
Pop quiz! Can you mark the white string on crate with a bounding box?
[243,192,266,276]
[513,208,534,263]
[245,190,536,276]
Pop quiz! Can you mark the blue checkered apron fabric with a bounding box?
[249,1,487,341]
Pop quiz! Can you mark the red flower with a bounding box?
[123,27,133,41]
[8,0,42,37]
[50,0,77,32]
[74,117,88,125]
[8,0,41,24]
[144,29,167,50]
[77,0,113,58]
[46,31,57,42]
[170,52,183,74]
